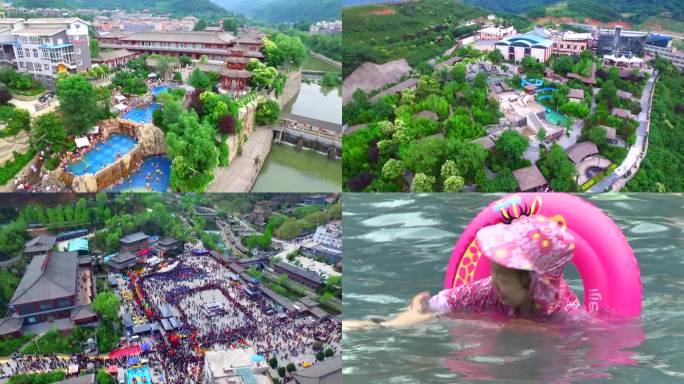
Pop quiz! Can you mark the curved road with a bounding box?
[588,71,658,192]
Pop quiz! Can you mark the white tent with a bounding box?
[87,126,99,135]
[114,94,126,102]
[75,137,91,148]
[114,103,127,112]
[148,73,157,78]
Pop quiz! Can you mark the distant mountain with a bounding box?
[11,0,233,19]
[342,0,405,6]
[210,0,341,23]
[462,0,684,25]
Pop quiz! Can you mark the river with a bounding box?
[343,193,684,383]
[251,77,342,192]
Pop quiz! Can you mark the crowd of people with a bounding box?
[128,254,341,383]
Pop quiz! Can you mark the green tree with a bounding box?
[496,130,529,162]
[222,18,239,34]
[255,99,280,125]
[31,112,67,167]
[552,56,574,75]
[89,39,100,58]
[587,128,607,148]
[179,55,192,68]
[262,37,285,68]
[273,33,307,68]
[286,362,296,372]
[91,291,120,324]
[278,367,286,377]
[536,127,547,142]
[487,49,504,65]
[440,159,459,179]
[56,75,99,135]
[444,175,465,192]
[193,19,208,31]
[269,356,278,368]
[538,143,577,192]
[277,218,301,240]
[382,159,404,180]
[324,348,334,357]
[96,369,115,384]
[411,173,436,192]
[188,68,211,90]
[316,351,325,361]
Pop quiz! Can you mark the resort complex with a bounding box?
[0,14,342,194]
[343,2,681,192]
[0,193,342,384]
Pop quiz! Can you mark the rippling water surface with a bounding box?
[343,193,684,383]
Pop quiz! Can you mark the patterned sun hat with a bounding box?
[475,215,575,275]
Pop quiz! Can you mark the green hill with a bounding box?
[343,0,489,78]
[11,0,235,20]
[210,0,341,23]
[464,0,684,26]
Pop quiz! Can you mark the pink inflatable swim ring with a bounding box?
[444,193,642,317]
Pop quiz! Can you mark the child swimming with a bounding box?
[344,214,579,329]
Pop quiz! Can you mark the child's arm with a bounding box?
[343,292,438,330]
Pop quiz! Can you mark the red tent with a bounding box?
[108,345,141,359]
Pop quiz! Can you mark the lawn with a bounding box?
[22,324,120,355]
[302,55,341,73]
[0,334,34,356]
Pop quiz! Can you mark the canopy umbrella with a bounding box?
[127,356,140,366]
[75,137,90,148]
[114,94,126,102]
[108,365,118,374]
[114,103,127,112]
[148,73,157,78]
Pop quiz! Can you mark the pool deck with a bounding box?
[206,127,273,192]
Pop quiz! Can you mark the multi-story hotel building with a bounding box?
[495,33,554,63]
[97,30,263,62]
[644,44,684,72]
[552,31,593,56]
[10,18,91,89]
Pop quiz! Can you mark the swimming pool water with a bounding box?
[122,103,160,124]
[106,156,171,192]
[546,111,569,126]
[66,134,137,176]
[151,86,170,95]
[343,194,684,384]
[127,365,152,384]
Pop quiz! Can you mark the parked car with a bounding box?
[38,91,55,103]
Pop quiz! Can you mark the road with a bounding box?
[589,72,658,192]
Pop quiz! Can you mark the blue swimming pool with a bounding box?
[127,365,152,384]
[66,134,138,176]
[151,86,170,96]
[106,156,171,192]
[122,103,160,123]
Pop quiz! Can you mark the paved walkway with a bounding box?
[589,72,657,192]
[206,127,273,192]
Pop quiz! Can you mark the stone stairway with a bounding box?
[206,127,273,192]
[0,131,30,166]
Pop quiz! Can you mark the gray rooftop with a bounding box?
[0,317,23,335]
[120,231,148,244]
[13,27,65,36]
[24,234,56,254]
[368,78,418,103]
[196,63,252,79]
[513,165,548,192]
[94,49,136,62]
[567,141,599,165]
[120,31,235,44]
[109,251,138,264]
[291,356,342,384]
[275,262,324,284]
[157,237,180,246]
[10,251,78,306]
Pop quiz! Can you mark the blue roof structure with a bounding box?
[496,34,553,48]
[68,238,89,252]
